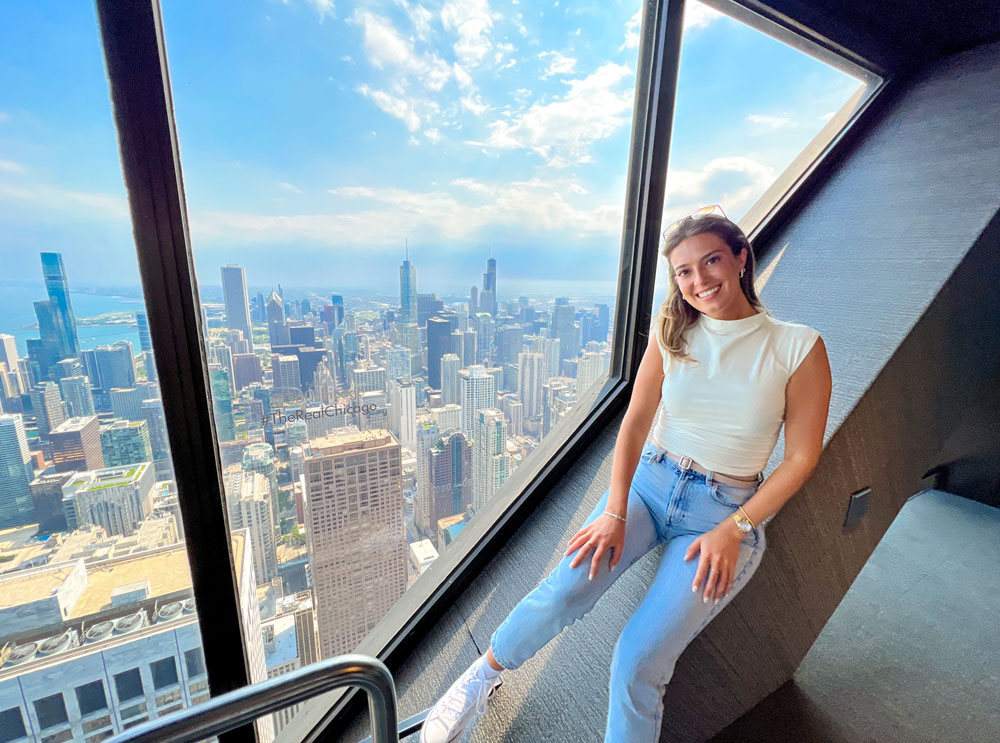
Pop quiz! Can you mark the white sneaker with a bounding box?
[420,658,503,743]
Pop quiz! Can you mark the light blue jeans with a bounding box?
[489,441,767,742]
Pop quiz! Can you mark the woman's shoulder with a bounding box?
[760,312,820,338]
[760,313,821,373]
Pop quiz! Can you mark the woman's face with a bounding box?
[669,232,747,314]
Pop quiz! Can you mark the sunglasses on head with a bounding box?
[662,204,728,241]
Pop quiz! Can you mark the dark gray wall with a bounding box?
[325,37,1000,743]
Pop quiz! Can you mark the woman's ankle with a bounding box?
[485,647,505,672]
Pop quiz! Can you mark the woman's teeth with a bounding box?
[696,285,721,299]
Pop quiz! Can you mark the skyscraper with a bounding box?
[266,292,289,348]
[58,375,96,417]
[135,311,153,353]
[459,365,496,441]
[210,367,236,441]
[0,414,35,529]
[29,381,66,440]
[221,265,253,345]
[399,252,421,377]
[472,408,511,511]
[101,419,153,467]
[31,253,81,378]
[304,430,406,659]
[49,416,104,473]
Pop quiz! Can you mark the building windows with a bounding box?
[75,680,109,717]
[150,657,179,690]
[32,694,68,730]
[114,668,145,703]
[0,708,27,743]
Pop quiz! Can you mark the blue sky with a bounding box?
[0,0,862,295]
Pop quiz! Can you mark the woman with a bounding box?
[421,206,833,743]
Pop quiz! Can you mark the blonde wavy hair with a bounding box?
[653,214,770,369]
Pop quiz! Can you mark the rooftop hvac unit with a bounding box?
[156,602,184,623]
[84,621,115,644]
[37,630,79,657]
[113,611,147,636]
[182,598,196,614]
[3,642,38,668]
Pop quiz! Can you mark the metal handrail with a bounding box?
[106,654,398,743]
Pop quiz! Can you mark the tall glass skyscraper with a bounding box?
[40,252,80,360]
[0,414,35,529]
[221,264,253,345]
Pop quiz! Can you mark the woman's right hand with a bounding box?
[565,511,626,580]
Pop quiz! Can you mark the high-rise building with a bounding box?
[31,253,81,377]
[266,292,289,348]
[50,416,104,473]
[271,355,301,398]
[224,466,277,585]
[0,414,35,529]
[429,430,471,529]
[221,265,253,345]
[29,381,66,440]
[459,365,496,441]
[101,419,153,467]
[88,342,137,392]
[61,463,155,537]
[388,379,417,451]
[0,334,19,372]
[426,316,456,389]
[482,254,497,317]
[330,295,344,328]
[304,430,406,659]
[58,375,96,417]
[0,532,273,743]
[233,353,264,390]
[551,301,577,365]
[29,470,74,533]
[110,387,146,422]
[472,408,511,511]
[517,351,544,420]
[440,353,460,406]
[209,367,235,441]
[135,311,153,353]
[140,398,174,483]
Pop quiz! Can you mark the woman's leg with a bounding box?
[489,476,665,671]
[604,529,766,742]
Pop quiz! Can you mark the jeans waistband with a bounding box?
[647,444,764,488]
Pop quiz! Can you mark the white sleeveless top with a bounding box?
[650,310,820,476]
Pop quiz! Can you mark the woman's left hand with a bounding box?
[684,522,742,603]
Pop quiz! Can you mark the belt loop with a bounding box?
[705,468,715,487]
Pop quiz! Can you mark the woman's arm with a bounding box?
[734,333,832,531]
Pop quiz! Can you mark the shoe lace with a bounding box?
[438,670,491,724]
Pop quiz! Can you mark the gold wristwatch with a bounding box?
[730,507,755,534]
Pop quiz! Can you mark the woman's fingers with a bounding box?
[589,544,607,580]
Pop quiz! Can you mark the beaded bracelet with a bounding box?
[604,510,626,523]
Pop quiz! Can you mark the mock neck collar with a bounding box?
[698,309,767,335]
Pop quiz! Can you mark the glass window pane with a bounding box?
[74,681,108,717]
[159,0,646,732]
[0,3,268,741]
[0,708,27,743]
[32,695,68,731]
[150,658,179,690]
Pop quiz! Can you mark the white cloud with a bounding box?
[306,0,335,21]
[441,0,495,67]
[538,50,576,78]
[356,84,424,131]
[663,156,775,220]
[747,113,795,129]
[424,128,442,142]
[623,3,723,50]
[353,10,451,91]
[477,62,634,167]
[277,181,302,193]
[0,181,129,220]
[460,94,488,116]
[684,3,724,30]
[0,159,25,173]
[195,177,623,248]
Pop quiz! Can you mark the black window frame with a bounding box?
[74,680,109,718]
[90,0,888,741]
